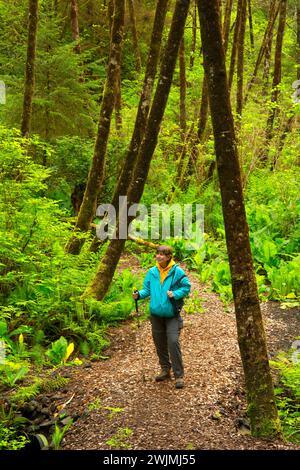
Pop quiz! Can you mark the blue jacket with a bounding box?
[138,264,191,318]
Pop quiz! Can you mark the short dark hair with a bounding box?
[156,245,173,257]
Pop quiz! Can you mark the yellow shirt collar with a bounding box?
[156,259,175,284]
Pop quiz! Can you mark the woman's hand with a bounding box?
[167,290,174,298]
[132,292,139,300]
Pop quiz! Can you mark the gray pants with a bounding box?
[150,315,184,379]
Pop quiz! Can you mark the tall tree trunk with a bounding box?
[88,0,190,300]
[107,0,123,131]
[66,0,125,255]
[262,0,287,162]
[223,0,233,54]
[179,37,187,140]
[244,1,280,104]
[70,0,81,53]
[89,0,169,253]
[189,0,197,68]
[263,0,276,89]
[21,0,39,138]
[236,0,247,121]
[197,0,280,437]
[228,0,243,91]
[127,0,142,72]
[247,0,254,49]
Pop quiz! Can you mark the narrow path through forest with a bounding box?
[55,255,300,450]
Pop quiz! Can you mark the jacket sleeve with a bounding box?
[172,274,191,300]
[138,271,151,299]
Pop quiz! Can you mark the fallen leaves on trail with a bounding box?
[52,255,300,450]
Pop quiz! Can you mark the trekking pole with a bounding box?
[133,288,146,382]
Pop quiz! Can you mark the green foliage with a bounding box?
[9,375,69,405]
[271,348,300,444]
[106,426,133,450]
[51,419,73,450]
[0,5,96,138]
[267,256,300,301]
[10,378,42,404]
[0,425,28,450]
[40,375,69,393]
[0,127,138,373]
[0,360,29,388]
[45,336,71,365]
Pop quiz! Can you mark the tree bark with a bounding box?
[66,0,125,254]
[244,1,280,104]
[127,0,142,72]
[88,0,191,300]
[70,0,81,53]
[197,0,280,437]
[262,0,287,162]
[107,0,123,131]
[21,0,39,138]
[236,0,247,121]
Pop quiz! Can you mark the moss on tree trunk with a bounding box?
[197,0,281,438]
[88,0,191,300]
[66,0,125,255]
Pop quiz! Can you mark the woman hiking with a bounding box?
[133,245,191,389]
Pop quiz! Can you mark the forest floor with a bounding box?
[52,254,300,450]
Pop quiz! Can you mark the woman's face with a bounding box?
[156,252,171,267]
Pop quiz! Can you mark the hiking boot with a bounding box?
[155,369,171,382]
[175,377,184,389]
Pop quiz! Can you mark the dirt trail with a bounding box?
[58,256,300,450]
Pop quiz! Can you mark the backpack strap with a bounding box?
[170,266,187,291]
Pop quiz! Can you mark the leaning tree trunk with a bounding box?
[244,1,280,104]
[66,0,125,255]
[89,0,169,253]
[262,0,287,163]
[197,0,280,437]
[87,0,191,300]
[21,0,39,137]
